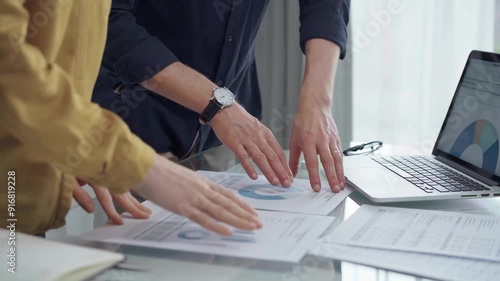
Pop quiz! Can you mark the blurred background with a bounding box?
[255,0,496,150]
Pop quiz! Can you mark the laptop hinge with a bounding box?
[435,156,499,186]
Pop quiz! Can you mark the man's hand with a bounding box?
[210,103,293,187]
[140,63,292,187]
[133,154,263,236]
[289,96,344,193]
[72,179,152,225]
[289,39,345,193]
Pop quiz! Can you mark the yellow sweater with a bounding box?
[0,0,155,234]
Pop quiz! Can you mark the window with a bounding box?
[352,0,495,150]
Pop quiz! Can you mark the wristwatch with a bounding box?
[199,87,235,124]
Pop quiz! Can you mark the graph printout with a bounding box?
[81,201,335,263]
[197,171,353,215]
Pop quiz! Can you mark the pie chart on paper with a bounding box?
[238,184,305,200]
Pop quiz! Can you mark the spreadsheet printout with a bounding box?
[327,205,500,262]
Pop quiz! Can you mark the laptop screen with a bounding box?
[434,51,500,184]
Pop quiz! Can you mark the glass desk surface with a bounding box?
[75,145,500,281]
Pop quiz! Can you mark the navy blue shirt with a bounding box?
[92,0,350,159]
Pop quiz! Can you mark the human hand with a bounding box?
[72,179,152,225]
[289,91,345,193]
[133,154,263,236]
[210,103,293,187]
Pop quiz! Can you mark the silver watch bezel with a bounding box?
[213,87,235,108]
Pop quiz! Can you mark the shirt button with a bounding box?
[216,80,224,86]
[227,35,234,42]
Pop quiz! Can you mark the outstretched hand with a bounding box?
[72,179,152,225]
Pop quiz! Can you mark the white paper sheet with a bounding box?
[81,201,335,263]
[309,240,500,281]
[197,171,353,215]
[0,229,123,281]
[328,205,500,262]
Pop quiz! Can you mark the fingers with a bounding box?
[266,134,293,179]
[72,183,95,213]
[245,142,280,186]
[92,185,124,225]
[180,206,233,236]
[127,193,153,214]
[208,183,262,228]
[289,135,302,177]
[318,143,340,193]
[206,180,258,216]
[330,140,345,190]
[235,144,258,180]
[303,144,321,192]
[111,193,152,220]
[245,141,292,187]
[199,198,260,232]
[176,180,262,236]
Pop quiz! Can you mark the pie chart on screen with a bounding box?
[238,184,304,200]
[450,119,499,173]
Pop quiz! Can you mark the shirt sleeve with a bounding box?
[102,0,179,86]
[0,0,155,194]
[298,0,350,59]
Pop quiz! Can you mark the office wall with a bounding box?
[255,0,353,150]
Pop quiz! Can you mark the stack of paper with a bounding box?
[0,229,123,281]
[81,171,351,263]
[81,201,334,263]
[309,205,500,281]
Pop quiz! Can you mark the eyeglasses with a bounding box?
[343,141,383,156]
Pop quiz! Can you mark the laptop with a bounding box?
[344,50,500,202]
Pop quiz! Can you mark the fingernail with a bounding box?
[313,185,320,192]
[251,173,257,179]
[83,202,94,213]
[335,185,341,192]
[283,180,291,187]
[272,178,279,185]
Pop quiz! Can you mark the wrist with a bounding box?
[299,83,333,110]
[210,102,242,128]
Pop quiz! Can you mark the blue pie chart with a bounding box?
[450,119,499,173]
[238,184,304,200]
[177,230,211,240]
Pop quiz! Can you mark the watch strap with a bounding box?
[199,98,223,124]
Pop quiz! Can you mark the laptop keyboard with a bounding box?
[372,156,490,193]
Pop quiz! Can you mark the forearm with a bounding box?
[141,62,216,114]
[301,39,341,108]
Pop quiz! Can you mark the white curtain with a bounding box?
[352,0,495,149]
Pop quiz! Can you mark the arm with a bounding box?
[103,0,293,187]
[0,0,154,193]
[0,0,261,236]
[102,0,179,87]
[289,0,349,192]
[141,63,293,188]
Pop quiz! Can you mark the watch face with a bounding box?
[214,88,235,107]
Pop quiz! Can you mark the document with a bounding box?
[197,171,353,215]
[309,241,500,281]
[81,201,335,263]
[328,205,500,262]
[0,229,123,281]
